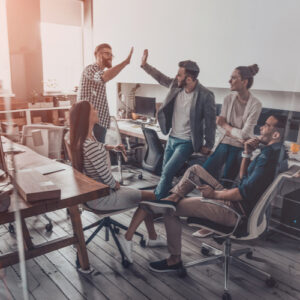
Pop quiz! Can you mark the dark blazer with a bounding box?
[142,63,216,152]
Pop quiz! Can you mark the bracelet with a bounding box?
[242,152,251,158]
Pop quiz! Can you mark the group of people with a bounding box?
[70,43,286,273]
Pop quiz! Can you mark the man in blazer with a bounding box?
[141,49,216,201]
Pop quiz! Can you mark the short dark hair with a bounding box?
[272,114,287,141]
[178,60,200,81]
[236,64,259,89]
[94,43,112,57]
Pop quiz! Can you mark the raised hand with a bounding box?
[141,49,148,67]
[125,47,134,65]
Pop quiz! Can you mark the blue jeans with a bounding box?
[154,136,194,200]
[203,143,242,188]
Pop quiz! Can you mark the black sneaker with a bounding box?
[149,259,183,273]
[140,200,177,214]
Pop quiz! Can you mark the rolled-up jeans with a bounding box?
[165,165,238,255]
[154,136,193,200]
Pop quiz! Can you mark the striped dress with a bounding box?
[83,138,116,189]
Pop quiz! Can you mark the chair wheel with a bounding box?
[266,277,276,287]
[138,174,143,180]
[46,223,53,232]
[8,224,15,234]
[177,267,187,278]
[201,247,210,256]
[122,259,130,268]
[222,292,232,300]
[246,251,253,259]
[140,239,146,248]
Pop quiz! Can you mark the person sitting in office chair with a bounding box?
[138,114,286,272]
[69,101,167,263]
[193,64,262,238]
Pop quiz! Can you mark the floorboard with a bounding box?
[1,168,300,300]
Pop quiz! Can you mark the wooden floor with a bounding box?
[1,171,300,300]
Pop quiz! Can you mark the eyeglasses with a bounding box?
[101,51,114,58]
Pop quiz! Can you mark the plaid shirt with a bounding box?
[78,63,110,128]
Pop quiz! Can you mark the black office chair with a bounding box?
[141,126,164,175]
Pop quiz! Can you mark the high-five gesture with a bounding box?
[125,47,134,65]
[141,49,148,67]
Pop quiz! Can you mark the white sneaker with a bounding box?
[147,234,167,247]
[119,235,133,263]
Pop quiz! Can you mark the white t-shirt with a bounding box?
[170,89,194,140]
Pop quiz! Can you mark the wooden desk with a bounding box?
[0,138,109,270]
[117,120,167,142]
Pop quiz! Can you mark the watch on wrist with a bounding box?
[242,152,251,158]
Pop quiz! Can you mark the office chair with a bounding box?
[182,165,300,300]
[8,124,66,233]
[106,116,143,185]
[63,139,146,269]
[141,125,164,175]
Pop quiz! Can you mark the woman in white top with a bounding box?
[69,101,166,263]
[194,64,262,237]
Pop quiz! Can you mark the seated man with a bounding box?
[145,114,286,272]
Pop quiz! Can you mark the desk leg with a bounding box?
[21,217,34,250]
[68,205,90,270]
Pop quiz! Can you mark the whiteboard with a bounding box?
[93,0,300,92]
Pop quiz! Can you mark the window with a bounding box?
[40,22,83,92]
[0,0,12,94]
[40,0,83,92]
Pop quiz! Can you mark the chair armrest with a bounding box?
[200,198,243,238]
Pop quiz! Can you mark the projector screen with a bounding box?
[93,0,300,92]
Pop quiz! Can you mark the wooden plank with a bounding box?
[68,205,90,271]
[31,211,139,300]
[0,235,76,268]
[15,170,61,202]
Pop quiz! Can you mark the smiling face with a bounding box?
[96,47,113,68]
[259,116,280,144]
[229,69,248,92]
[176,67,187,88]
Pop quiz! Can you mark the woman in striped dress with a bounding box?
[69,101,166,263]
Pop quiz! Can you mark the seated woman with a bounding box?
[69,101,166,263]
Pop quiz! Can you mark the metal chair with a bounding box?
[183,165,300,300]
[106,117,144,185]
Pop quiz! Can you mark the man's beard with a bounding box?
[178,76,187,88]
[103,57,112,68]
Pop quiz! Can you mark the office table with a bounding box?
[117,120,167,142]
[0,137,109,270]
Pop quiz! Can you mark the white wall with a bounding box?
[93,0,300,92]
[118,82,300,114]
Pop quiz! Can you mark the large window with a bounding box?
[0,0,12,94]
[40,22,83,92]
[40,0,83,92]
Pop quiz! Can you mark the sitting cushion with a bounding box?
[187,217,234,234]
[187,216,249,238]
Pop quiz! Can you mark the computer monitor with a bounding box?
[135,96,156,118]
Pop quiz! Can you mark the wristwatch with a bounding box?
[242,152,251,158]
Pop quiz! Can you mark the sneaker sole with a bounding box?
[148,265,179,273]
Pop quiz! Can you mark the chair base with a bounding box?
[77,216,146,268]
[184,239,276,299]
